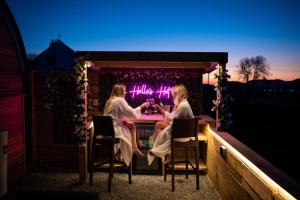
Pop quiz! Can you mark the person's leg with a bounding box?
[163,153,171,164]
[133,123,145,148]
[115,148,121,160]
[131,129,144,158]
[126,122,144,158]
[153,120,169,141]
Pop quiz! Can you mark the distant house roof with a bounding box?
[34,39,75,71]
[76,51,228,73]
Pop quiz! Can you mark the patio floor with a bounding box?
[10,170,220,200]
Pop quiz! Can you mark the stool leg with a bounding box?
[89,168,93,185]
[163,158,167,181]
[171,152,175,192]
[185,148,188,179]
[128,162,132,184]
[108,141,114,193]
[108,159,113,192]
[195,146,199,190]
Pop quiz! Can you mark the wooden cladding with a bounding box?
[205,124,297,200]
[0,96,25,188]
[0,1,26,190]
[0,16,23,97]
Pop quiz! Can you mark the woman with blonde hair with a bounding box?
[148,84,194,165]
[104,83,149,166]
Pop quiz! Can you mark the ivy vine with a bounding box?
[73,56,89,144]
[212,64,233,131]
[44,56,89,145]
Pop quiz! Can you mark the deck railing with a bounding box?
[202,115,299,199]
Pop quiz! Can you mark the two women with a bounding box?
[104,83,193,167]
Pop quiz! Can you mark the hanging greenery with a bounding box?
[44,72,74,110]
[72,56,89,145]
[211,64,233,131]
[44,56,89,145]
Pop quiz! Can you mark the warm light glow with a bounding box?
[207,125,296,200]
[202,66,300,85]
[84,61,92,68]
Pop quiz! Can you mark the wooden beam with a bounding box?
[92,61,215,70]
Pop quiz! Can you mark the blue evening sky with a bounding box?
[7,0,300,81]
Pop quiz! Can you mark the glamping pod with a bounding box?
[0,0,27,191]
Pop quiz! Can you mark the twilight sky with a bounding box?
[7,0,300,82]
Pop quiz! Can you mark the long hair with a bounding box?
[171,84,188,106]
[104,83,126,114]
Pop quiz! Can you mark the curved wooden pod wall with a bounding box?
[0,1,27,189]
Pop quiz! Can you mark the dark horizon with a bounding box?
[203,77,300,85]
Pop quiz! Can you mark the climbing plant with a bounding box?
[212,64,233,131]
[72,56,89,145]
[44,56,89,145]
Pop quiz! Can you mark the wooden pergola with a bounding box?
[77,51,228,71]
[75,51,228,183]
[78,50,228,131]
[77,50,229,132]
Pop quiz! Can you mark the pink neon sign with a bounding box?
[129,84,171,99]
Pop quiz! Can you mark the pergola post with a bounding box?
[215,63,227,131]
[78,61,89,184]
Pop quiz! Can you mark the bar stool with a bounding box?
[89,115,132,192]
[164,118,199,192]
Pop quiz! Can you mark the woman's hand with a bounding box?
[140,102,150,109]
[153,104,164,114]
[152,104,160,110]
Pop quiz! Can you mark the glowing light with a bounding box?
[129,84,171,99]
[84,61,93,68]
[156,86,171,98]
[129,84,154,98]
[207,125,296,200]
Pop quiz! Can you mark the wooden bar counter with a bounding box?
[88,114,210,174]
[127,114,209,173]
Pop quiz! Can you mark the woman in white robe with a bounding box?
[104,83,149,166]
[148,84,194,165]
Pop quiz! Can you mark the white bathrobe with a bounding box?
[104,97,141,166]
[148,99,194,165]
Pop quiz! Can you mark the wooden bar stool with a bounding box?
[164,118,199,192]
[89,115,132,192]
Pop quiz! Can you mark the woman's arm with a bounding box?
[118,98,148,119]
[153,104,173,120]
[118,98,141,119]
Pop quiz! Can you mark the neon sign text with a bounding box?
[156,86,171,99]
[129,84,171,99]
[129,84,154,98]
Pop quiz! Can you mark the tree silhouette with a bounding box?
[237,56,271,82]
[237,57,252,82]
[252,56,271,80]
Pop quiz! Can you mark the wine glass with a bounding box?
[153,108,158,115]
[144,109,149,115]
